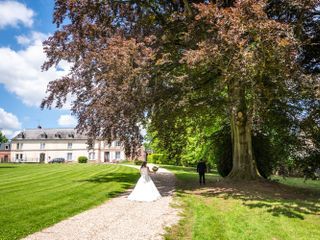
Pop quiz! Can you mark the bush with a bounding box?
[78,156,88,163]
[148,154,168,164]
[213,127,232,177]
[213,126,276,179]
[252,134,275,179]
[298,151,320,180]
[134,159,144,165]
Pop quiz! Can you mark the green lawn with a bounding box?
[272,175,320,192]
[163,165,320,240]
[0,163,139,240]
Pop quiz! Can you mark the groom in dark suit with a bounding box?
[197,159,207,185]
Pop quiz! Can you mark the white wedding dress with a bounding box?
[128,167,161,202]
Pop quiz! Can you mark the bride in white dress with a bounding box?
[128,161,161,202]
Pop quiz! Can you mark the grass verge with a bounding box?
[163,165,320,240]
[0,163,139,240]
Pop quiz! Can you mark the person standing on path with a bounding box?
[197,159,207,185]
[128,161,161,202]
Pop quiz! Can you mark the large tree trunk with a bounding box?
[227,80,260,180]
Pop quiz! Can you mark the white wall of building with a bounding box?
[11,140,125,163]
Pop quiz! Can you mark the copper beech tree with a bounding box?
[42,0,319,179]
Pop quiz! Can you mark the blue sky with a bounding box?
[0,0,77,139]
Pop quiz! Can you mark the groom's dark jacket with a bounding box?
[197,162,207,174]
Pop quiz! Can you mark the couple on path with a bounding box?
[128,158,208,203]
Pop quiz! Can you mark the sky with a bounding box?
[0,0,77,139]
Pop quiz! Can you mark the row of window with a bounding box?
[18,143,73,150]
[68,152,121,160]
[16,141,122,150]
[104,141,122,147]
[14,152,121,161]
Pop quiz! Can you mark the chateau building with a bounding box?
[10,128,126,163]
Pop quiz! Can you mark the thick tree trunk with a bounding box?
[227,80,260,180]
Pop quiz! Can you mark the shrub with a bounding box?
[298,151,320,180]
[148,154,162,164]
[213,127,232,177]
[252,134,275,179]
[78,156,88,163]
[134,159,144,165]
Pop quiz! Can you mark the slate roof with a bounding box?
[0,143,10,151]
[12,128,87,141]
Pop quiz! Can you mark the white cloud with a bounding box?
[15,32,46,46]
[0,1,34,29]
[0,31,71,107]
[1,129,13,136]
[58,115,77,127]
[0,108,21,134]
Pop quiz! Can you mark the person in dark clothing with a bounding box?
[197,159,207,185]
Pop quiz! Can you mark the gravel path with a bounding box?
[23,165,179,240]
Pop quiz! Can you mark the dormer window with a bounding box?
[115,141,121,147]
[5,145,9,150]
[55,133,62,138]
[40,133,48,139]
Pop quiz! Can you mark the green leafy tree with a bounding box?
[41,0,319,180]
[0,132,8,143]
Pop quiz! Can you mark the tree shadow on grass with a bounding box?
[78,172,139,185]
[176,177,320,220]
[0,165,17,169]
[77,172,139,198]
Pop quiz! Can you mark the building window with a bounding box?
[67,153,72,161]
[115,152,121,159]
[40,143,45,150]
[89,152,95,160]
[17,143,23,150]
[15,154,19,160]
[115,141,121,147]
[67,143,72,149]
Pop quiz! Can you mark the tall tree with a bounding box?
[0,132,8,143]
[42,0,318,179]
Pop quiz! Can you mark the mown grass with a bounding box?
[164,165,320,240]
[272,175,320,192]
[0,163,139,240]
[159,164,220,184]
